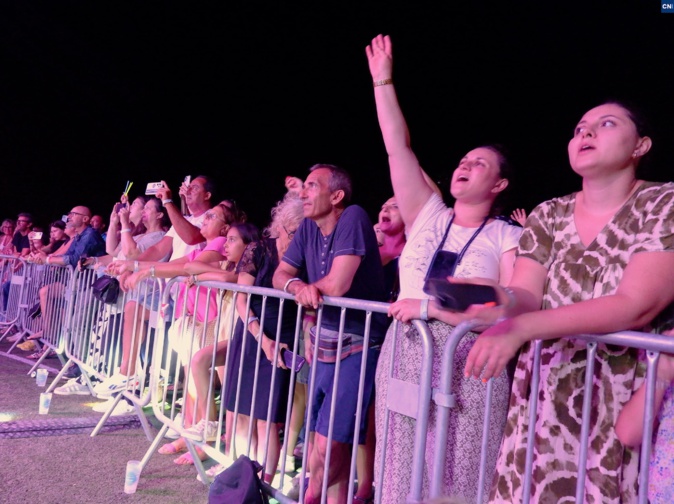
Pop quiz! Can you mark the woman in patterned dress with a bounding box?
[464,101,674,502]
[366,34,522,503]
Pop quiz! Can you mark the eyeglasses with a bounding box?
[283,225,296,240]
[68,211,87,217]
[186,184,204,193]
[204,211,227,223]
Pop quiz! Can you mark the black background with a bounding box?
[1,2,673,230]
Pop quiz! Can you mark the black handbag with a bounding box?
[91,275,120,304]
[422,215,488,296]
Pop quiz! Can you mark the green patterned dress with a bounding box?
[490,181,674,503]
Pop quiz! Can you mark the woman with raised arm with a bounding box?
[366,34,522,503]
[459,100,674,502]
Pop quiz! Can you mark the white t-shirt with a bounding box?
[398,193,522,300]
[165,213,206,261]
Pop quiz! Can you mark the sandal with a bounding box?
[28,349,53,360]
[173,449,207,465]
[158,440,187,455]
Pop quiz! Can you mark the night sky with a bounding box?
[1,2,673,231]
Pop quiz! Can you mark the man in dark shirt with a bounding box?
[46,206,105,267]
[273,164,386,504]
[12,213,33,257]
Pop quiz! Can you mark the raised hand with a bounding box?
[510,208,527,227]
[118,205,131,227]
[365,34,393,81]
[285,176,303,194]
[156,181,172,201]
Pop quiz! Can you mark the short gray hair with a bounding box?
[309,163,352,206]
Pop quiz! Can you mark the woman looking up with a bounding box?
[366,34,522,503]
[461,100,674,503]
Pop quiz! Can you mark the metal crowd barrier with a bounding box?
[0,257,66,374]
[4,257,671,504]
[0,255,28,342]
[419,322,674,504]
[133,277,398,504]
[40,264,164,440]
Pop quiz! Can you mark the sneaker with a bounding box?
[183,419,219,442]
[93,372,139,398]
[91,398,116,413]
[196,463,225,483]
[165,412,183,439]
[109,400,135,416]
[54,376,91,396]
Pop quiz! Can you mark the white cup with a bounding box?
[36,368,48,387]
[124,460,142,494]
[38,392,52,414]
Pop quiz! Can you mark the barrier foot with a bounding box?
[132,401,154,442]
[91,393,124,437]
[186,440,210,486]
[140,423,170,470]
[45,357,74,393]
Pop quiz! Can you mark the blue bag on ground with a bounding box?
[208,455,269,504]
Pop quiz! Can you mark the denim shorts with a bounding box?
[308,348,379,445]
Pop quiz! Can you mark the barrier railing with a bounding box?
[3,257,671,503]
[134,276,427,504]
[0,255,28,339]
[41,265,164,440]
[0,257,67,374]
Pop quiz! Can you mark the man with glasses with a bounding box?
[45,206,105,268]
[11,213,33,257]
[1,213,33,316]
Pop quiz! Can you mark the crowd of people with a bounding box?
[2,33,673,504]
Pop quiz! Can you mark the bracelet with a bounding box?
[247,316,259,325]
[284,277,302,293]
[120,228,131,234]
[133,260,139,273]
[162,199,173,206]
[420,298,429,321]
[46,256,51,265]
[502,287,516,309]
[373,78,393,87]
[150,266,156,278]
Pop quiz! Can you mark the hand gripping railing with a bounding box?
[429,323,674,504]
[139,276,399,504]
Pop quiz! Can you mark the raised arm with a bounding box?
[156,181,204,245]
[366,34,433,226]
[106,203,122,254]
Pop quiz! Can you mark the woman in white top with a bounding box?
[366,34,522,503]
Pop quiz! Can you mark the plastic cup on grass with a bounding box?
[36,368,48,387]
[124,460,142,494]
[38,392,52,414]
